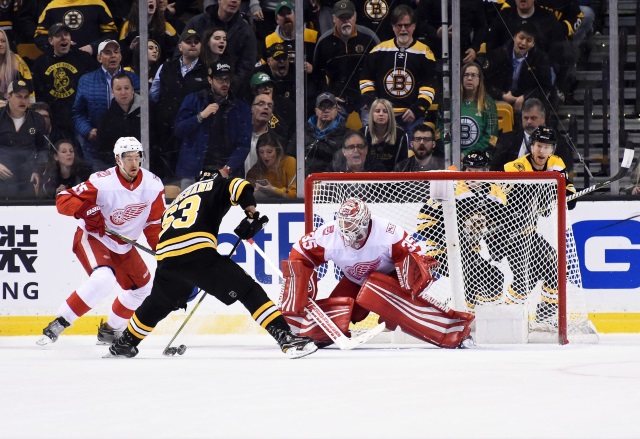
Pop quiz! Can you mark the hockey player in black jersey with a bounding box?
[107,170,318,359]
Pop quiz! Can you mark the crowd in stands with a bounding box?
[0,0,598,201]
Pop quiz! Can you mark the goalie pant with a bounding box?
[282,271,474,349]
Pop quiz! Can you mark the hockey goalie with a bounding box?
[280,197,475,349]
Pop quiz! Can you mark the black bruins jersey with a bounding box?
[155,175,256,262]
[360,38,436,117]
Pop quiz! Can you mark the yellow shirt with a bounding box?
[246,155,297,198]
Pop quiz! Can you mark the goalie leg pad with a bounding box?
[329,276,370,323]
[356,272,474,349]
[280,260,318,314]
[282,297,354,345]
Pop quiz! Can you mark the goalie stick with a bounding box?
[247,239,386,350]
[105,228,242,355]
[567,142,635,202]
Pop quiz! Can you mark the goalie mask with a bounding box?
[336,198,371,248]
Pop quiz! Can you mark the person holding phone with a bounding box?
[246,132,296,198]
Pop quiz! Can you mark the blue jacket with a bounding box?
[72,67,140,139]
[174,89,251,179]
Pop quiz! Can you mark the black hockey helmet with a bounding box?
[530,126,557,146]
[462,151,491,170]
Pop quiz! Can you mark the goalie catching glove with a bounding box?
[394,253,438,298]
[234,210,269,240]
[74,200,106,237]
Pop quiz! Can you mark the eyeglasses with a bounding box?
[412,137,434,143]
[393,22,414,29]
[336,14,354,20]
[277,9,293,16]
[213,76,232,84]
[344,144,367,151]
[183,39,200,46]
[253,101,274,109]
[463,72,480,78]
[318,103,336,111]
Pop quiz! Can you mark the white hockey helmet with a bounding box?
[114,137,144,160]
[336,197,371,247]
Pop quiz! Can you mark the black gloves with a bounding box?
[234,211,269,240]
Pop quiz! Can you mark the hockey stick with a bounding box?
[105,228,156,256]
[247,239,386,350]
[567,143,635,202]
[160,237,242,356]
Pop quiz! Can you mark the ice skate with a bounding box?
[531,302,559,332]
[104,330,139,358]
[268,327,318,359]
[36,317,70,345]
[96,320,122,345]
[458,335,475,349]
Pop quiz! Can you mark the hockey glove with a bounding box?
[74,200,106,237]
[234,211,269,240]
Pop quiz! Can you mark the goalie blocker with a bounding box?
[281,255,474,348]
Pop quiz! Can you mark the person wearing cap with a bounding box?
[72,39,140,172]
[261,1,317,75]
[180,0,257,99]
[32,23,97,138]
[303,91,347,175]
[149,28,209,181]
[0,79,48,199]
[250,72,295,153]
[314,0,380,120]
[34,0,118,55]
[360,5,437,136]
[173,62,251,187]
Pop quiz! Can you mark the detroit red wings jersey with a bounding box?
[292,215,420,285]
[57,167,165,254]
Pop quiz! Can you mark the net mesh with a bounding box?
[307,172,598,344]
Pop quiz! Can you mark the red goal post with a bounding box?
[304,171,598,345]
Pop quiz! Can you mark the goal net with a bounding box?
[305,171,599,345]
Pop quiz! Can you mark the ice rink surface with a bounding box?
[2,334,640,439]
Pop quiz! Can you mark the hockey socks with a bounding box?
[126,313,153,345]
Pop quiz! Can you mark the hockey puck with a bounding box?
[177,344,187,355]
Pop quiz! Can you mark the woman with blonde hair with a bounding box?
[0,29,35,103]
[246,132,297,198]
[363,98,409,171]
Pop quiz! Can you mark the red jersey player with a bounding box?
[280,197,475,348]
[37,137,165,346]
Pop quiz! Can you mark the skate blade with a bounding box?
[96,340,113,346]
[285,343,318,359]
[36,335,54,346]
[102,352,131,359]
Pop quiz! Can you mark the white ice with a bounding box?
[2,334,640,439]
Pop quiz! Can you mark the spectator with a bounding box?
[119,0,178,67]
[96,73,141,169]
[149,28,209,181]
[490,97,574,173]
[349,0,414,42]
[251,0,279,54]
[40,139,92,198]
[0,29,34,102]
[72,40,140,172]
[313,0,380,121]
[157,0,187,35]
[200,27,233,71]
[30,101,72,146]
[255,43,296,106]
[173,62,251,188]
[416,0,488,63]
[395,124,444,171]
[0,80,48,200]
[34,0,118,55]
[304,92,347,175]
[182,0,257,99]
[32,23,97,137]
[250,72,295,151]
[246,132,297,198]
[362,98,409,171]
[332,130,386,172]
[483,23,551,113]
[130,38,163,83]
[360,5,437,136]
[263,0,317,75]
[452,61,498,156]
[246,93,282,176]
